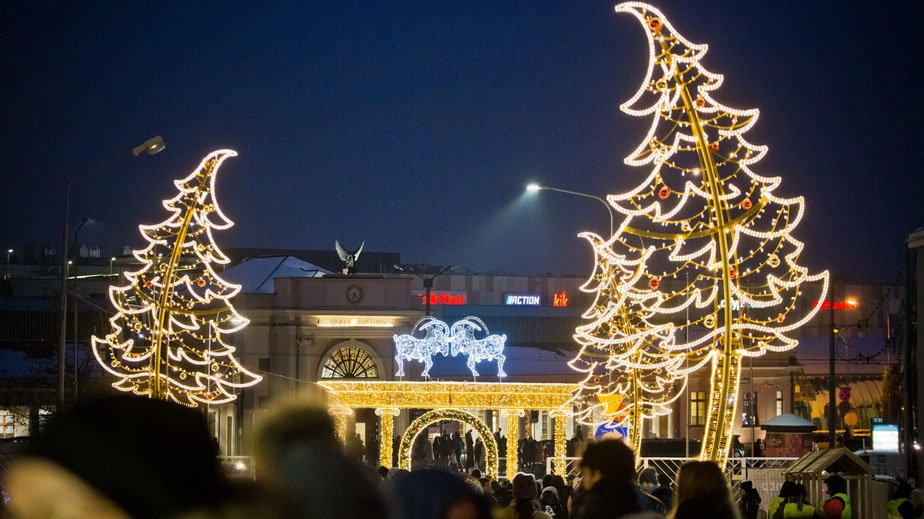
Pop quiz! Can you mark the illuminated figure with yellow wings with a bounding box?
[92,150,261,406]
[569,2,828,464]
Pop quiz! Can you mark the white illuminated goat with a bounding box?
[393,317,451,377]
[450,316,507,377]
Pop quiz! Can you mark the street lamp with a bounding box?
[110,256,117,277]
[525,183,615,236]
[57,136,165,411]
[72,217,91,403]
[5,249,11,279]
[394,264,459,317]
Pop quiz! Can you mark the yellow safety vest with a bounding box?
[769,497,785,518]
[888,497,909,519]
[782,502,816,518]
[829,492,851,519]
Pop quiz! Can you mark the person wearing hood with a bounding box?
[494,473,552,519]
[569,440,662,519]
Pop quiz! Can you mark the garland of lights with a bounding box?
[397,408,499,479]
[91,150,262,406]
[569,2,828,464]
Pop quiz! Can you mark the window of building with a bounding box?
[321,346,378,379]
[742,392,759,427]
[0,413,13,439]
[690,391,706,426]
[776,390,784,417]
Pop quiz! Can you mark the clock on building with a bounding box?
[346,285,364,303]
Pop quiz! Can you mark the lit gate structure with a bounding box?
[317,380,577,480]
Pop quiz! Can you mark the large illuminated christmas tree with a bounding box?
[92,150,261,406]
[569,2,828,463]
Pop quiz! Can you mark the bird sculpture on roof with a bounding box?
[335,240,364,274]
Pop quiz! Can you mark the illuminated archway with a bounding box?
[398,408,498,479]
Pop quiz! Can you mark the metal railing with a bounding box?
[546,456,798,496]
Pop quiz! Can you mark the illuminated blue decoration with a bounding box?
[595,421,629,440]
[393,316,508,378]
[393,317,450,377]
[450,317,507,378]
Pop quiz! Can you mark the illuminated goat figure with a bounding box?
[450,317,507,378]
[393,317,451,377]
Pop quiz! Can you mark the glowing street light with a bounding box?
[525,183,614,236]
[5,249,12,279]
[57,136,165,410]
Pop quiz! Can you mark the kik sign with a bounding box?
[552,291,569,307]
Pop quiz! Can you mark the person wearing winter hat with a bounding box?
[539,486,564,519]
[494,473,552,519]
[636,467,668,513]
[5,395,229,519]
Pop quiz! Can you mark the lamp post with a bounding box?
[5,249,12,279]
[828,283,837,449]
[72,217,91,403]
[394,264,459,317]
[57,136,165,411]
[109,256,117,277]
[526,183,614,236]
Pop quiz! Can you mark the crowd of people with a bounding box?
[2,395,919,519]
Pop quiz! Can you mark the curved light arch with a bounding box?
[397,408,498,479]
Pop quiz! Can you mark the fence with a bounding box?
[546,456,798,498]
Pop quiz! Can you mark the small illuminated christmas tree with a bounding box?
[569,236,696,452]
[569,2,828,463]
[92,150,261,406]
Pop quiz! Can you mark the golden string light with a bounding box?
[569,2,828,464]
[91,150,262,406]
[396,408,499,479]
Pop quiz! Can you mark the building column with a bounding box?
[551,410,570,474]
[329,406,353,445]
[503,409,524,481]
[375,407,400,469]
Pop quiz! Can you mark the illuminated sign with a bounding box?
[413,291,467,305]
[317,315,401,328]
[813,300,859,311]
[552,291,569,307]
[871,423,899,451]
[505,294,541,306]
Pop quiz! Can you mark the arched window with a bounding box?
[321,345,379,379]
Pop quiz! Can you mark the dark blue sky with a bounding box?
[2,1,922,281]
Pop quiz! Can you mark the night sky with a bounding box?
[2,1,922,282]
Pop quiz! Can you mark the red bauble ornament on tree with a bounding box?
[710,142,720,152]
[658,186,671,199]
[196,278,206,288]
[647,17,662,33]
[144,280,153,289]
[741,198,753,210]
[695,96,706,108]
[648,276,661,290]
[729,267,737,279]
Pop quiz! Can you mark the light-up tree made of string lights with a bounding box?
[92,150,261,406]
[569,238,698,454]
[569,2,828,463]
